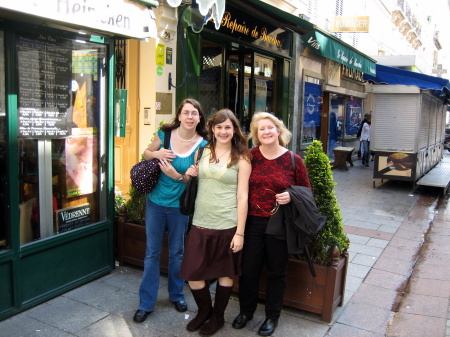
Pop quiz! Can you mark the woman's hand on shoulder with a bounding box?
[143,134,176,161]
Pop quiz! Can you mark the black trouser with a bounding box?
[238,216,289,320]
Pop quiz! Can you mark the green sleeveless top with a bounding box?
[192,148,238,230]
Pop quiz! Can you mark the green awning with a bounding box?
[302,30,376,75]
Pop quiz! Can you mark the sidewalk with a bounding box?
[1,155,449,337]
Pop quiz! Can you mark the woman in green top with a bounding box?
[180,109,252,336]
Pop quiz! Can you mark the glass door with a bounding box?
[226,51,275,136]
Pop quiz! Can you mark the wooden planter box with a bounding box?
[115,212,169,274]
[233,252,348,323]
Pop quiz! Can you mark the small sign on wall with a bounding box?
[156,43,165,66]
[155,92,172,114]
[166,47,173,65]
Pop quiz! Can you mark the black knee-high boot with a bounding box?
[186,286,213,331]
[199,284,233,336]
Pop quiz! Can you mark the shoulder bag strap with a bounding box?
[290,151,295,171]
[163,130,171,149]
[196,146,205,164]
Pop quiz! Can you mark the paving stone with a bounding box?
[348,242,384,257]
[399,293,449,318]
[350,283,397,310]
[346,233,371,245]
[25,296,109,334]
[373,256,415,276]
[327,322,385,337]
[348,263,371,279]
[386,312,446,337]
[364,269,407,291]
[366,238,389,249]
[337,302,393,335]
[407,277,450,298]
[352,254,377,267]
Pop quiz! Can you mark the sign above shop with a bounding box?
[0,0,157,39]
[302,30,376,75]
[328,16,370,33]
[207,6,292,57]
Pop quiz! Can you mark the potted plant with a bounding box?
[235,140,350,322]
[282,140,350,322]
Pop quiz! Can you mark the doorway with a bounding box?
[226,51,276,135]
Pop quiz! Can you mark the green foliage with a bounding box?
[125,185,146,225]
[114,186,126,216]
[303,140,349,265]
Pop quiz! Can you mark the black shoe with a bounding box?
[258,318,278,336]
[172,300,188,312]
[133,309,152,323]
[232,313,253,329]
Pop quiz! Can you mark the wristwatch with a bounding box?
[177,175,184,182]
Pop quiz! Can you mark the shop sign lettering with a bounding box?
[221,12,282,48]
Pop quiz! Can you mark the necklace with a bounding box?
[215,148,231,163]
[176,127,197,142]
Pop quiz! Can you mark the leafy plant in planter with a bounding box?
[124,185,146,225]
[303,139,349,265]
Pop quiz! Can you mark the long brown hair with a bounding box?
[160,98,207,138]
[207,109,251,167]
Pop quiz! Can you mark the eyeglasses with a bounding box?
[181,111,199,117]
[256,188,280,215]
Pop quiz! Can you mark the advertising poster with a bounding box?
[65,127,98,197]
[346,97,362,135]
[373,151,417,182]
[302,82,322,146]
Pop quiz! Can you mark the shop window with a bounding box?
[16,31,107,244]
[0,29,8,250]
[199,41,223,117]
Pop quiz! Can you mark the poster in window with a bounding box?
[65,128,98,197]
[346,97,362,135]
[302,82,322,146]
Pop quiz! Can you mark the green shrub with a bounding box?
[303,140,349,265]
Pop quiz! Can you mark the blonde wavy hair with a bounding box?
[249,112,292,147]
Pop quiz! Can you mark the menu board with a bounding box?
[16,32,72,138]
[18,107,70,138]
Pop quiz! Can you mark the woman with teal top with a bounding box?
[180,109,252,336]
[133,98,207,324]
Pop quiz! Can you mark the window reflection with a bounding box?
[17,31,106,244]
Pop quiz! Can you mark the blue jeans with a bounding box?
[361,140,370,165]
[138,198,189,312]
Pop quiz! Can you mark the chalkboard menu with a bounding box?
[16,32,72,138]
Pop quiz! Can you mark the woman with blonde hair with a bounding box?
[232,112,311,336]
[180,109,251,336]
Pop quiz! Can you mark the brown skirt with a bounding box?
[180,226,242,281]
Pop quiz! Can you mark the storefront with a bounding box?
[174,0,314,135]
[0,0,156,320]
[300,30,377,158]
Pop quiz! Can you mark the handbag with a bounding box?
[130,130,171,194]
[179,146,205,216]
